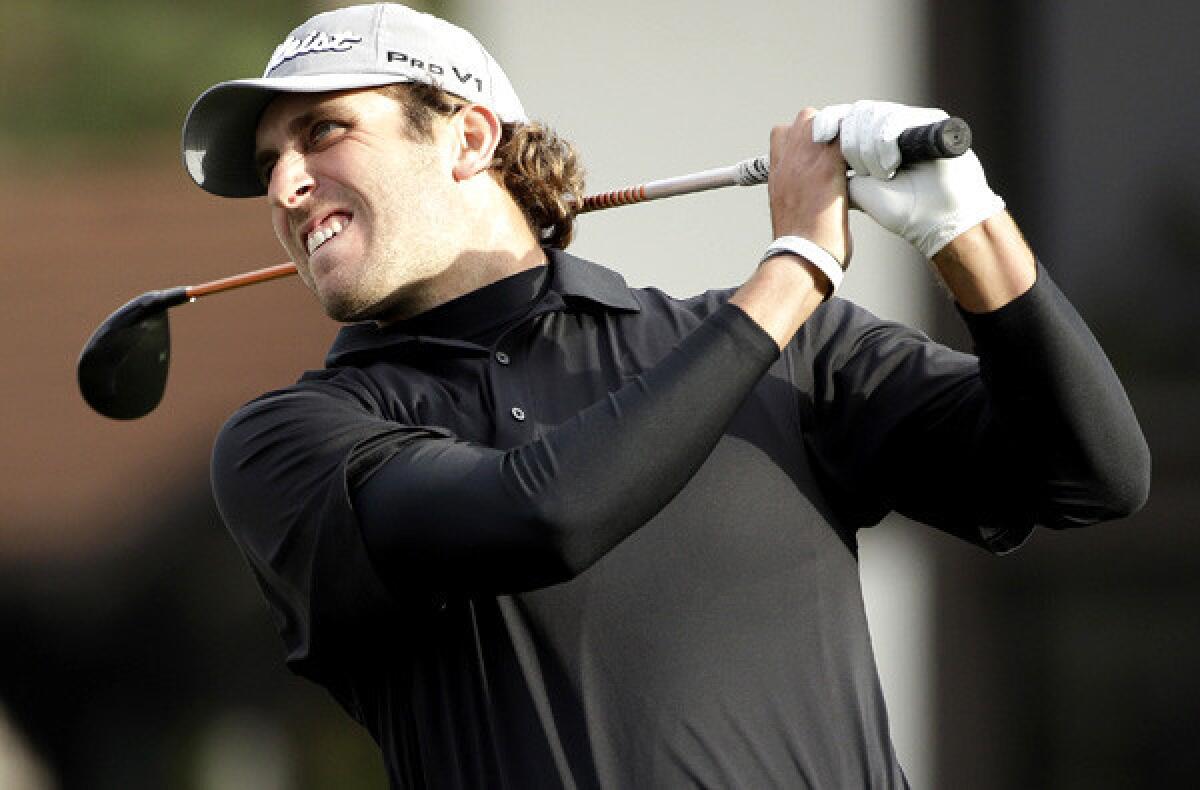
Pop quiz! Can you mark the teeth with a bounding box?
[305,217,347,256]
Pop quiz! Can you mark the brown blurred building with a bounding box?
[1,155,335,557]
[0,149,386,786]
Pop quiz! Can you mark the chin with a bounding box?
[316,287,376,323]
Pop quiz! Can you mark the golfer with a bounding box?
[187,3,1149,786]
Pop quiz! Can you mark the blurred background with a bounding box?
[1,0,1196,787]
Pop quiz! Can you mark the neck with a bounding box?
[377,187,547,324]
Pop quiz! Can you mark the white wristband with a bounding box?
[760,236,844,298]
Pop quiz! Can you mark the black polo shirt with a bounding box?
[212,248,1148,788]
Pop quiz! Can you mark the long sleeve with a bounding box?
[351,301,780,592]
[806,263,1150,552]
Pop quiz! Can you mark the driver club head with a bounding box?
[77,287,190,419]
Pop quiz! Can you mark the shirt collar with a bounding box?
[325,248,640,366]
[548,247,641,313]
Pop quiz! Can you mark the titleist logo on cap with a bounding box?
[266,30,364,74]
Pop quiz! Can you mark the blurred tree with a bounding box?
[0,0,445,163]
[0,1,305,156]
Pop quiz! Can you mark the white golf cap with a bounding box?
[182,2,527,198]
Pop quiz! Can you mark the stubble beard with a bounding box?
[310,153,461,323]
[315,254,406,324]
[319,232,458,324]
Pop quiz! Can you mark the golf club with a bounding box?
[78,117,971,419]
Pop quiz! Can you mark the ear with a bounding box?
[452,104,502,182]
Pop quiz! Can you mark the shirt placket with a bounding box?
[488,295,572,450]
[487,322,535,449]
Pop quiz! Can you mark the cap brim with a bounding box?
[182,73,418,198]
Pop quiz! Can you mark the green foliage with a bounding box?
[0,0,310,149]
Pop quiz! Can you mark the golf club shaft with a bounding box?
[180,158,766,297]
[181,116,971,298]
[580,117,971,212]
[577,156,767,213]
[185,262,299,299]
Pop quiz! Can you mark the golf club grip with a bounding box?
[896,116,972,164]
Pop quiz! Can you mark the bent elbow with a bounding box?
[1044,442,1152,528]
[1101,414,1154,520]
[532,514,596,583]
[492,502,589,589]
[1101,441,1152,520]
[1092,427,1152,521]
[522,495,617,584]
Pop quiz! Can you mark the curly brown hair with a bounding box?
[382,82,585,249]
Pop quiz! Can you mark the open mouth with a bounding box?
[305,212,353,256]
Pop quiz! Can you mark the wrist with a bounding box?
[761,235,844,300]
[758,253,832,300]
[916,192,1006,258]
[731,253,828,349]
[932,211,1036,313]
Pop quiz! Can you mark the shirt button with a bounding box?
[511,406,526,421]
[495,350,511,365]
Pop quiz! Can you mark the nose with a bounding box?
[268,151,315,208]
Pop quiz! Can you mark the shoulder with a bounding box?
[791,295,942,369]
[211,368,426,517]
[215,370,383,455]
[621,282,748,339]
[552,247,737,327]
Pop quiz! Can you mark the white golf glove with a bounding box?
[813,100,1005,258]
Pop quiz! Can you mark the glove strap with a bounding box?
[761,236,844,299]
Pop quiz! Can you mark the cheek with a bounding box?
[269,208,315,287]
[270,208,291,249]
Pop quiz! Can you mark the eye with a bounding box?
[307,119,345,147]
[256,157,277,189]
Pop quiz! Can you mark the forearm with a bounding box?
[963,265,1149,525]
[734,102,849,347]
[932,213,1148,523]
[354,300,781,593]
[889,264,1150,540]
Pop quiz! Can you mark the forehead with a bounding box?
[253,87,399,154]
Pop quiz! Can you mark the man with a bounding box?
[185,3,1149,787]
